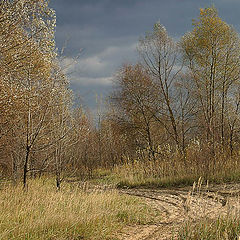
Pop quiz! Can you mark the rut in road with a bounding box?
[118,183,240,240]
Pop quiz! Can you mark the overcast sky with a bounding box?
[49,0,240,111]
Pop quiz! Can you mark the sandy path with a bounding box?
[117,183,240,240]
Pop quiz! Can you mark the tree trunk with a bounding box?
[23,147,30,189]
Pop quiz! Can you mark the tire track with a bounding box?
[118,184,240,240]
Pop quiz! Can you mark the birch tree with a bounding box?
[181,7,240,153]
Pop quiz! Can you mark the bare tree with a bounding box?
[138,22,183,149]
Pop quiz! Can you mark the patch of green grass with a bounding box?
[116,171,240,189]
[116,175,198,189]
[87,167,240,190]
[209,170,240,184]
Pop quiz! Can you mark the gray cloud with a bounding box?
[50,0,240,112]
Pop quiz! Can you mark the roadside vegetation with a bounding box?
[113,153,240,189]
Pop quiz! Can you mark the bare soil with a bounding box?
[117,183,240,240]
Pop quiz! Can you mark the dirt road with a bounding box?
[118,183,240,240]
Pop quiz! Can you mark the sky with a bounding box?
[49,0,240,112]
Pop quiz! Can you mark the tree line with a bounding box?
[1,3,240,188]
[108,7,240,177]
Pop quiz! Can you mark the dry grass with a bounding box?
[0,178,160,240]
[113,150,240,188]
[177,215,240,240]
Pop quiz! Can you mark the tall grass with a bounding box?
[0,178,160,240]
[113,148,240,188]
[177,216,240,239]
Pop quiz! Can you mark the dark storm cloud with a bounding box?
[49,0,240,111]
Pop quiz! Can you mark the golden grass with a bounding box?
[0,178,160,240]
